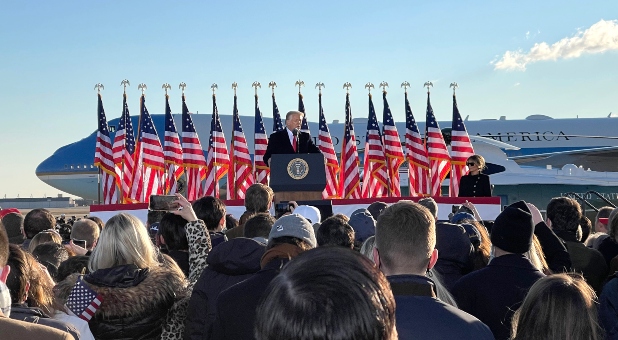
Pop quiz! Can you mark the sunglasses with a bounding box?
[466,162,477,166]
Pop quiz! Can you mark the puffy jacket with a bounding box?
[185,237,265,340]
[60,263,185,340]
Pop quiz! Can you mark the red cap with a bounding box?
[0,208,21,219]
[599,217,609,225]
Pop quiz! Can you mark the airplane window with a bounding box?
[64,164,68,169]
[70,165,74,169]
[84,165,87,169]
[77,165,80,169]
[90,165,94,169]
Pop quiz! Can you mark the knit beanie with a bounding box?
[490,201,534,254]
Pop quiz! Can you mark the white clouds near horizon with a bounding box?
[494,19,618,71]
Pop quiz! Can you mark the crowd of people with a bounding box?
[1,183,618,339]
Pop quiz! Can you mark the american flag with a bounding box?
[204,94,230,198]
[404,92,430,196]
[425,92,451,197]
[382,92,405,197]
[362,94,388,198]
[228,95,253,199]
[254,94,269,185]
[181,95,207,201]
[449,94,475,197]
[298,92,310,134]
[317,92,339,199]
[163,94,184,194]
[272,93,284,132]
[129,94,165,203]
[65,277,102,322]
[93,93,118,204]
[112,93,136,203]
[339,93,361,199]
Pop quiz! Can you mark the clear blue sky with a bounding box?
[1,1,617,198]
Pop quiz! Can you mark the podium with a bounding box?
[270,153,326,203]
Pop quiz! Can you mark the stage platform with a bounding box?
[90,196,501,224]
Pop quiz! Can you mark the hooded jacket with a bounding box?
[185,237,265,340]
[59,263,185,340]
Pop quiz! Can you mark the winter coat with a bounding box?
[0,313,72,340]
[452,254,544,340]
[210,245,299,340]
[388,275,494,340]
[600,274,618,339]
[184,237,266,340]
[554,229,608,294]
[434,222,475,291]
[9,303,80,340]
[60,263,185,340]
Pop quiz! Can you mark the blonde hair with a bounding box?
[89,213,159,271]
[526,236,551,275]
[511,273,602,340]
[29,230,62,253]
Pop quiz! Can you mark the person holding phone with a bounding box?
[458,154,492,197]
[65,219,100,256]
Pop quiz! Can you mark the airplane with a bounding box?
[36,111,618,202]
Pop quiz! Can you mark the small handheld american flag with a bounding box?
[65,276,103,322]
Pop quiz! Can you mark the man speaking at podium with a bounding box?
[263,110,321,166]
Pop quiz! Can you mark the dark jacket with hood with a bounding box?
[388,275,494,340]
[210,243,303,340]
[554,228,608,293]
[184,237,266,340]
[59,263,185,340]
[452,254,545,340]
[9,303,80,340]
[434,221,475,291]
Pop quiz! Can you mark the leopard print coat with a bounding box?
[161,219,212,340]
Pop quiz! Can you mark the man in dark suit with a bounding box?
[263,110,321,166]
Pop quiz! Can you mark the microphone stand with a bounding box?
[294,128,300,154]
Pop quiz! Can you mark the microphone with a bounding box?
[292,128,299,136]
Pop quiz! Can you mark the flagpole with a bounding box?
[95,83,104,204]
[213,83,220,197]
[119,79,130,203]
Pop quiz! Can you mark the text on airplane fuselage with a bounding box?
[312,130,571,146]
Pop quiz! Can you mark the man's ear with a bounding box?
[546,218,552,228]
[0,265,11,284]
[428,249,438,270]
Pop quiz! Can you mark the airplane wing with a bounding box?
[510,146,618,172]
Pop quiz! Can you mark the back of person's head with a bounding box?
[375,201,435,274]
[360,235,376,262]
[192,196,226,231]
[0,226,9,281]
[1,211,25,244]
[89,212,158,272]
[225,214,239,230]
[595,206,613,233]
[580,215,592,243]
[28,230,62,253]
[87,216,104,232]
[32,242,69,280]
[511,273,601,340]
[417,198,438,219]
[316,216,355,249]
[547,197,582,231]
[158,213,189,251]
[367,201,388,221]
[71,219,100,250]
[255,247,397,340]
[348,210,376,248]
[244,184,274,213]
[6,244,57,314]
[23,208,55,239]
[491,200,535,254]
[57,256,90,282]
[244,213,275,239]
[607,208,618,242]
[267,214,317,251]
[294,205,321,224]
[147,209,167,228]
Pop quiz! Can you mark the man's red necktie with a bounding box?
[292,135,297,152]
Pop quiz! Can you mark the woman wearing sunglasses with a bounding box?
[458,155,492,197]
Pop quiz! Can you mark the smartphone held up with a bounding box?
[149,195,180,211]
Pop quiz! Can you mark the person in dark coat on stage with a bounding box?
[263,110,321,166]
[458,154,492,197]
